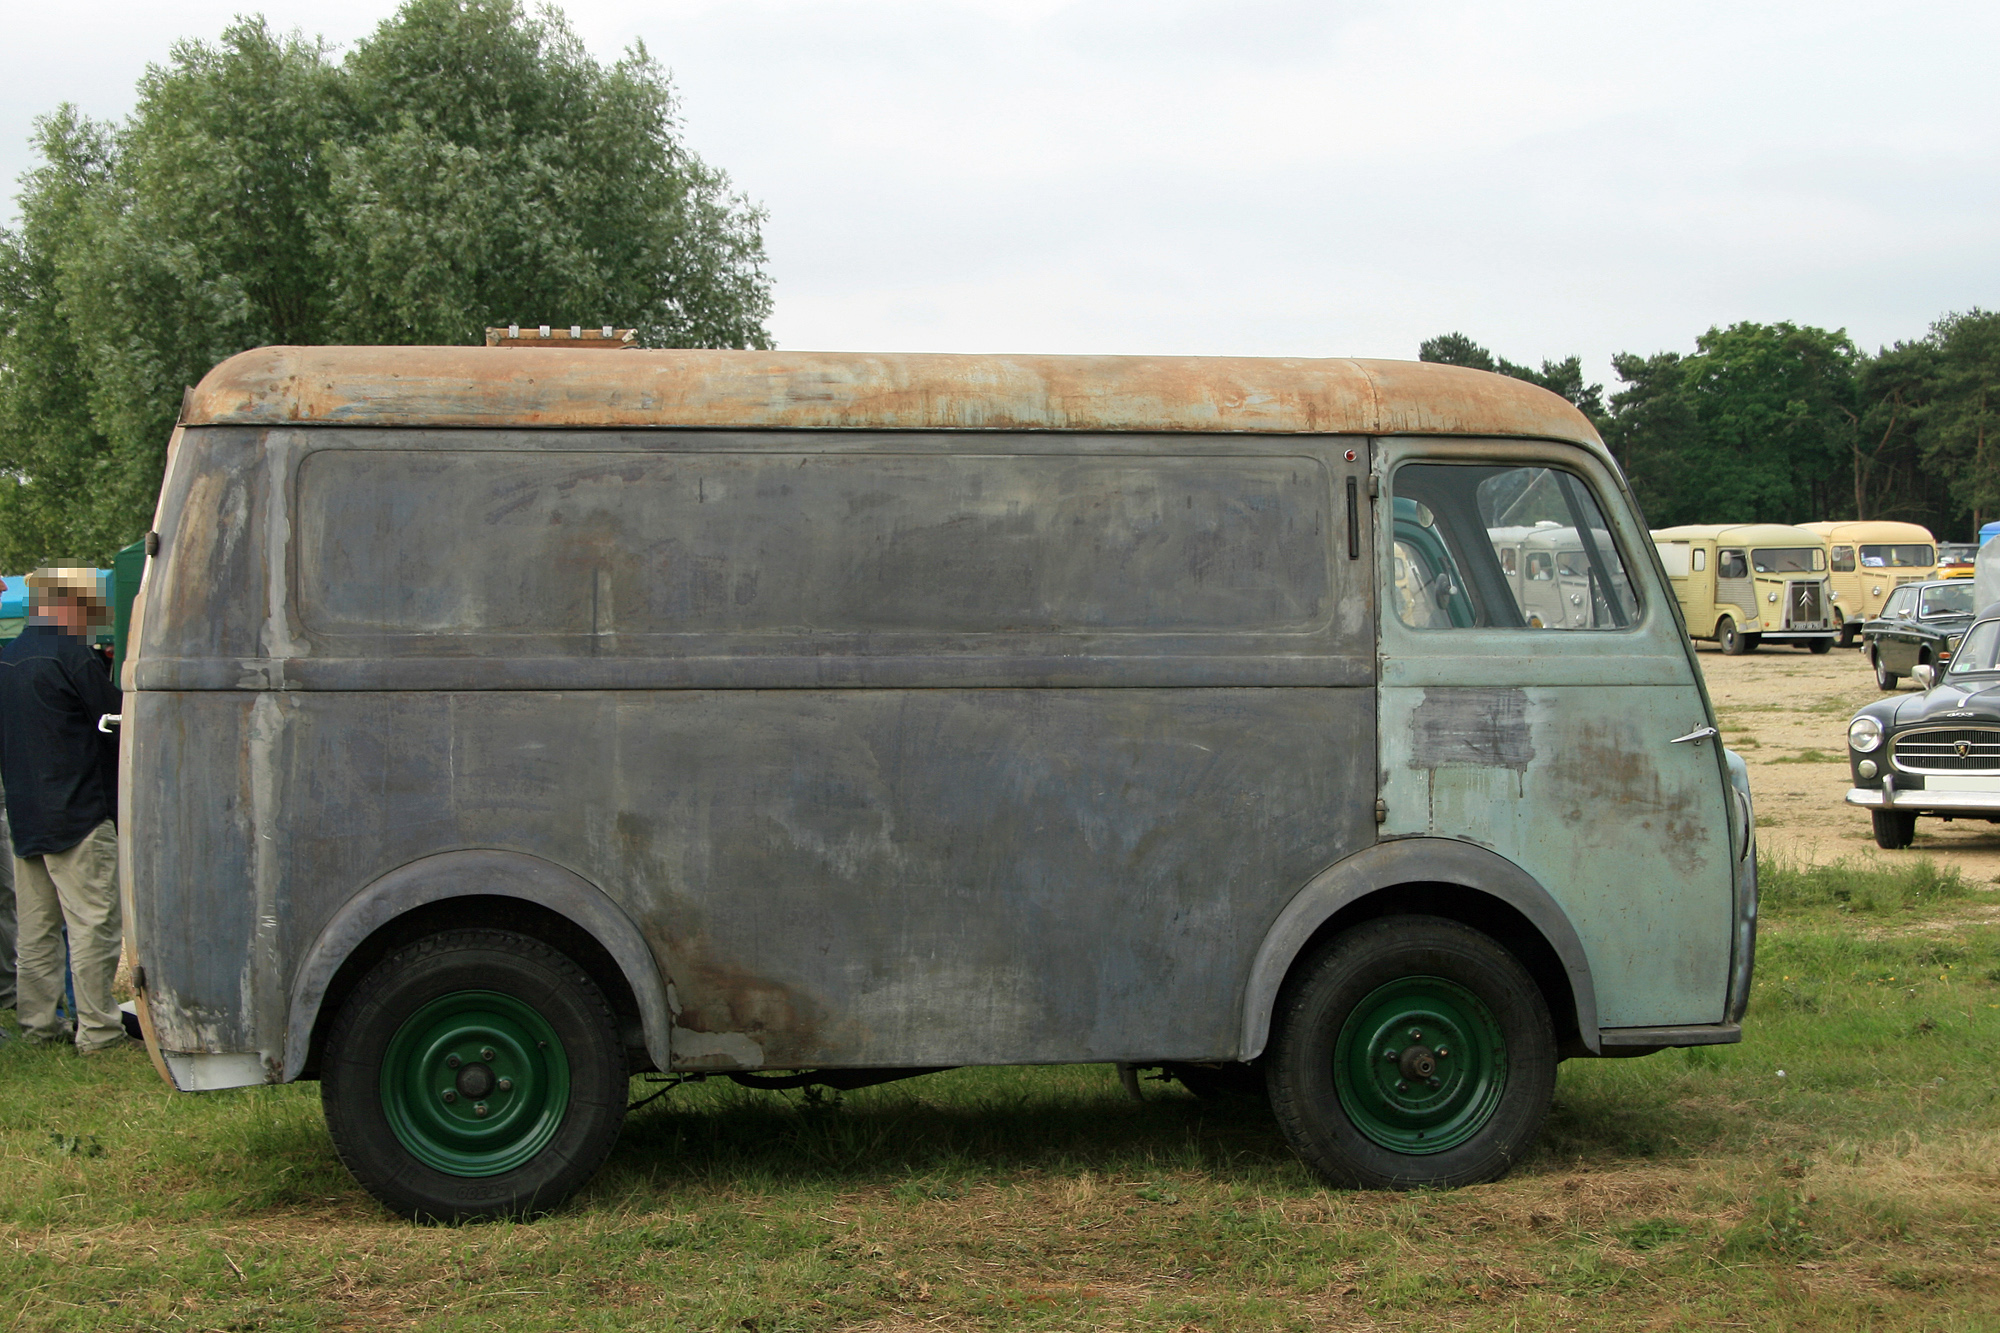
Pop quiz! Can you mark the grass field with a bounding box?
[3,857,1998,1331]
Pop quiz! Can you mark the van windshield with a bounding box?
[1752,548,1823,574]
[1860,544,1934,568]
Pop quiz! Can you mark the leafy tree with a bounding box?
[1921,310,2000,526]
[1600,351,1700,528]
[0,0,772,567]
[1418,331,1604,419]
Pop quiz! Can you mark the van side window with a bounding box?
[1692,548,1707,572]
[1719,550,1748,580]
[1390,464,1639,630]
[1831,545,1855,573]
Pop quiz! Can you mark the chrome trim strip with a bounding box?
[1846,786,2000,811]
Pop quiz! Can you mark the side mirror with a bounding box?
[1914,663,1937,690]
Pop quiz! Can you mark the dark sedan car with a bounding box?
[1860,579,1975,690]
[1847,614,2000,848]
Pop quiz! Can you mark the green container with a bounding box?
[112,538,146,681]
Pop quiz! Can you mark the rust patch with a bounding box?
[181,347,1604,446]
[1411,688,1535,772]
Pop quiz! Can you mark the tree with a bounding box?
[1418,332,1604,419]
[1921,310,2000,527]
[0,0,773,567]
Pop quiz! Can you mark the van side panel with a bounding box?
[129,427,1379,1070]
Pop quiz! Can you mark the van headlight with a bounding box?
[1848,716,1883,753]
[1768,591,1779,603]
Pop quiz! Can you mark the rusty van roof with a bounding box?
[183,347,1606,445]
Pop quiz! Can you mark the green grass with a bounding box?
[3,860,1998,1330]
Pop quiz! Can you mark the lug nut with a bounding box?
[446,1054,462,1068]
[474,1103,489,1118]
[1396,1081,1408,1093]
[1428,1077,1441,1089]
[497,1077,513,1092]
[1385,1051,1398,1062]
[442,1089,457,1103]
[1436,1046,1450,1057]
[1408,1028,1423,1040]
[481,1047,496,1061]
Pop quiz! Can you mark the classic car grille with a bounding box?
[1786,580,1824,628]
[1892,727,2000,773]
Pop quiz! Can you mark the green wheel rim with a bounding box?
[1333,975,1506,1155]
[379,989,571,1177]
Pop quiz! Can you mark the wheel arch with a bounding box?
[282,849,673,1081]
[1239,837,1599,1059]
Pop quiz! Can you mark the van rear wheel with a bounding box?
[321,929,627,1221]
[1264,916,1555,1190]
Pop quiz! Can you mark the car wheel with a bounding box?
[322,929,628,1222]
[1836,623,1856,648]
[1808,639,1833,654]
[1873,650,1899,691]
[1718,617,1745,655]
[1871,810,1918,850]
[1264,916,1556,1190]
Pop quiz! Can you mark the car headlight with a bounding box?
[1949,635,1962,652]
[1849,716,1883,753]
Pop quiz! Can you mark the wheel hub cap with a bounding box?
[379,989,571,1177]
[1334,975,1507,1155]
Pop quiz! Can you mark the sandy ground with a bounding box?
[1697,640,2000,882]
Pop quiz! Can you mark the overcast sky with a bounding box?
[5,0,1996,389]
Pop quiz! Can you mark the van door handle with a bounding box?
[1670,725,1718,746]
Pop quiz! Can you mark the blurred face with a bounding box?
[31,591,108,636]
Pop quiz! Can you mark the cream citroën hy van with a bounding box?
[1651,523,1837,654]
[1799,520,1937,645]
[122,348,1758,1219]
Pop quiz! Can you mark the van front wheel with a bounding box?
[1264,916,1555,1190]
[1718,618,1747,655]
[321,929,628,1222]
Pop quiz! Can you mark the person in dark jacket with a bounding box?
[0,568,124,1051]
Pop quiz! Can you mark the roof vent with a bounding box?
[484,325,638,350]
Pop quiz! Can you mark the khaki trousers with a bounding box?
[13,820,122,1050]
[0,792,15,1011]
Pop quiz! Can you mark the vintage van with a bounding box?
[123,349,1758,1220]
[1650,523,1837,654]
[1798,520,1938,645]
[1488,522,1638,630]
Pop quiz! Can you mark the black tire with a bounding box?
[1163,1060,1267,1102]
[1873,650,1899,691]
[1718,617,1746,655]
[322,929,628,1222]
[1264,916,1556,1190]
[1808,639,1834,654]
[1872,810,1917,850]
[1742,633,1762,652]
[1836,623,1856,649]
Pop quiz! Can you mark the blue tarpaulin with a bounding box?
[0,574,26,618]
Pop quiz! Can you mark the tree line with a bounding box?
[1422,313,2000,540]
[0,0,773,569]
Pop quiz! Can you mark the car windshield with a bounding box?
[1921,584,1975,618]
[1752,547,1821,573]
[1860,544,1934,568]
[1948,620,2000,674]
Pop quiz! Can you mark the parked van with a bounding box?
[1488,522,1639,630]
[1650,524,1837,654]
[1798,521,1937,645]
[124,349,1757,1219]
